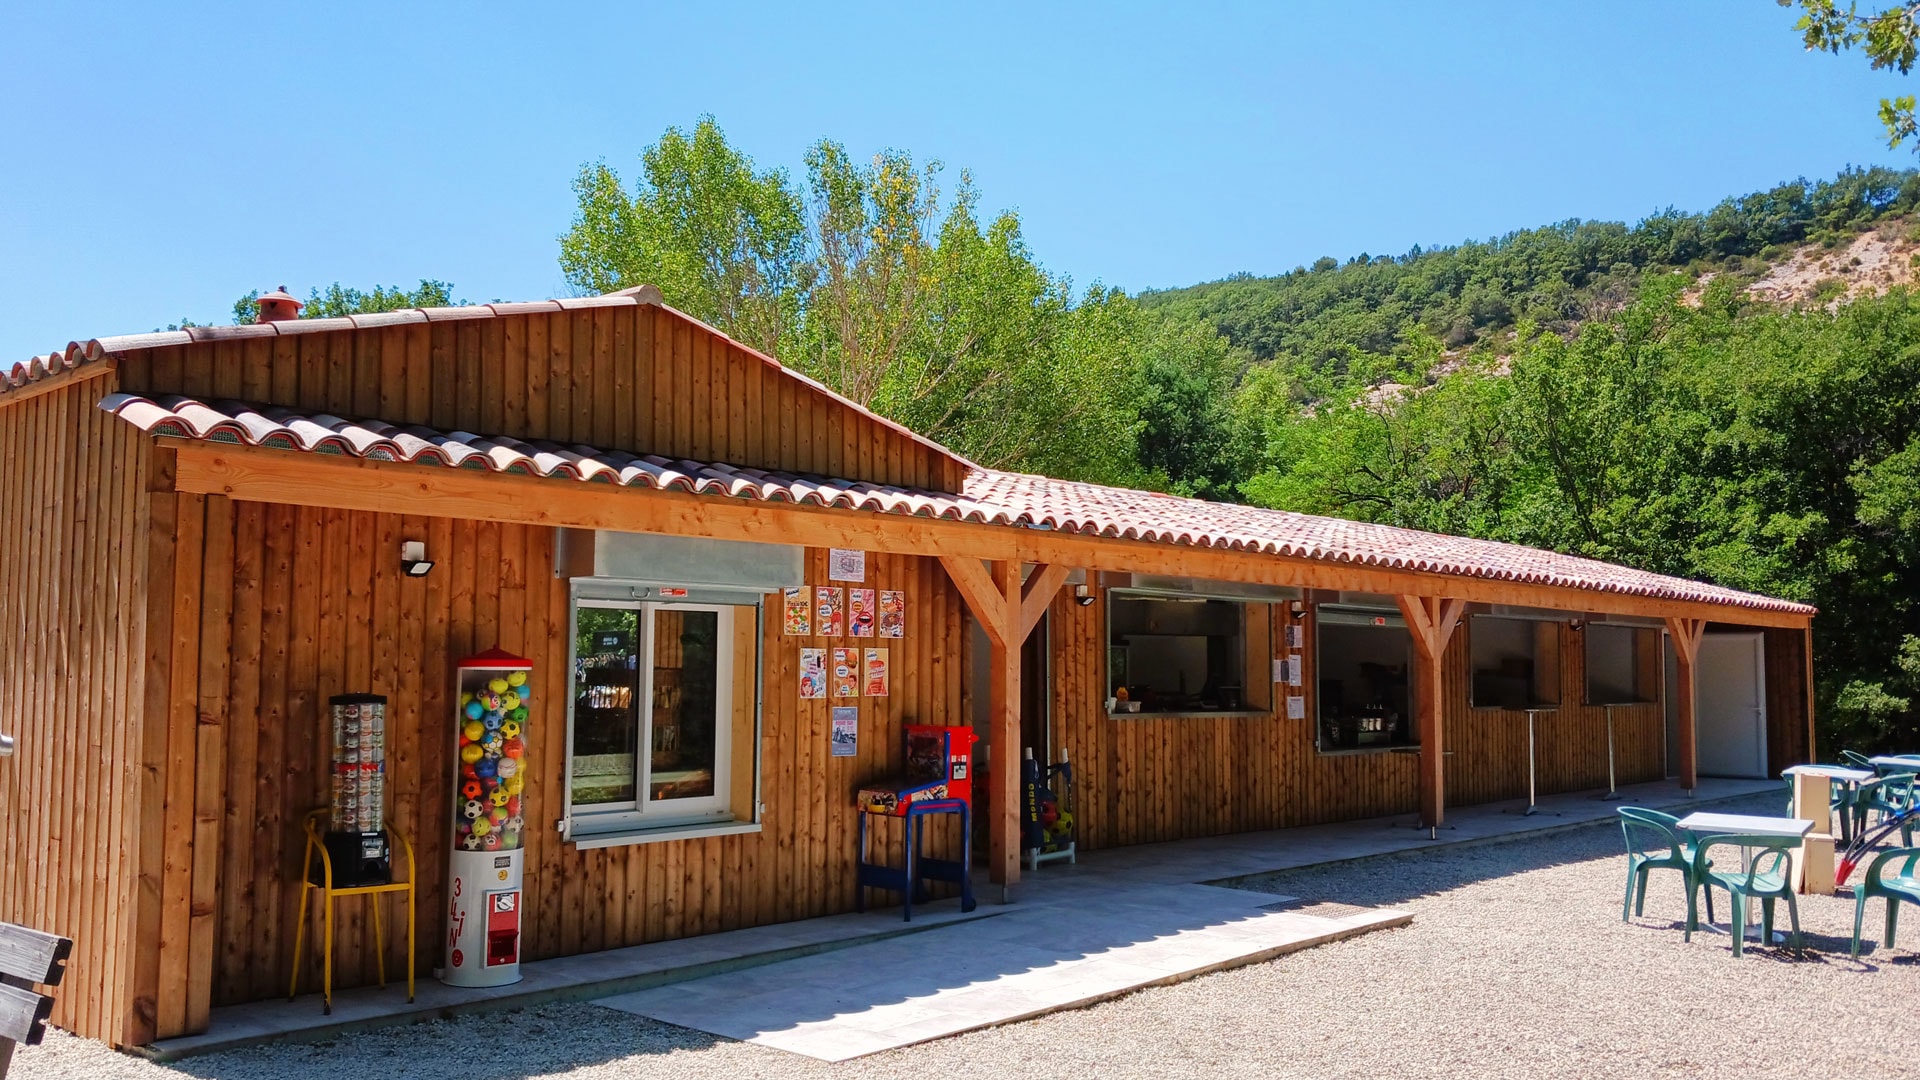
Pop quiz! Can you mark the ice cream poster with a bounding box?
[879,590,905,638]
[832,647,859,698]
[782,587,810,636]
[816,587,845,636]
[863,648,890,697]
[849,589,876,637]
[799,648,826,700]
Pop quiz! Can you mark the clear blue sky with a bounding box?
[1,1,1910,362]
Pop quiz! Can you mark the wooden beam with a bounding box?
[1804,625,1818,765]
[1398,595,1464,828]
[1018,563,1070,643]
[939,556,1008,651]
[166,439,1816,629]
[987,560,1021,891]
[1666,617,1707,790]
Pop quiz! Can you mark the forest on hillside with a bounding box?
[239,125,1920,754]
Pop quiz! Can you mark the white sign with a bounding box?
[829,548,866,582]
[1286,695,1306,720]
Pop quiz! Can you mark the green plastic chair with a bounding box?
[1850,846,1920,958]
[1691,834,1803,958]
[1618,807,1712,928]
[1841,749,1876,771]
[1860,773,1917,844]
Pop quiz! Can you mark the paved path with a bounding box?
[594,777,1772,1060]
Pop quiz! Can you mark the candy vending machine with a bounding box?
[443,648,532,987]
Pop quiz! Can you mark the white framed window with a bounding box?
[565,588,761,844]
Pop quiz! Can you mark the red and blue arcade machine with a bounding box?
[854,723,978,920]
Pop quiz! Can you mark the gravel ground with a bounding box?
[20,792,1918,1080]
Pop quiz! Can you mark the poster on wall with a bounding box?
[816,587,845,636]
[832,648,859,697]
[1285,625,1304,649]
[1286,695,1305,719]
[799,648,827,700]
[831,707,859,757]
[849,589,877,637]
[864,648,890,697]
[879,590,906,637]
[829,548,866,582]
[1287,655,1303,686]
[782,587,811,636]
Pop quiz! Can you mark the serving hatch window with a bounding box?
[1469,616,1561,709]
[1106,592,1265,714]
[1585,624,1659,705]
[1315,607,1415,751]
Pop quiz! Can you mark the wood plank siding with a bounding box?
[111,304,967,494]
[1045,591,1687,850]
[0,375,155,1046]
[139,503,965,1035]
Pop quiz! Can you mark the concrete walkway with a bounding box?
[152,776,1775,1061]
[593,776,1773,1061]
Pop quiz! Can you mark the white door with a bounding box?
[1696,633,1767,778]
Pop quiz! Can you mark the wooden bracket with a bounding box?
[1018,564,1072,643]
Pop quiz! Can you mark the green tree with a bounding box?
[558,116,807,355]
[232,280,460,324]
[1785,1,1920,150]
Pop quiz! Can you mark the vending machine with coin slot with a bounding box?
[321,694,392,887]
[442,648,532,987]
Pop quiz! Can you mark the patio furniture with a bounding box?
[1676,812,1812,951]
[1859,772,1918,845]
[1618,807,1712,927]
[1869,754,1920,775]
[1850,846,1920,958]
[1691,833,1804,958]
[1841,750,1876,771]
[1782,764,1874,846]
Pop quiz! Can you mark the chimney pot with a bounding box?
[257,286,303,323]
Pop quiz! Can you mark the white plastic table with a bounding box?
[1869,755,1920,774]
[1676,813,1812,941]
[1782,765,1874,783]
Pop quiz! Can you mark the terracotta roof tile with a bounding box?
[99,394,1815,617]
[962,470,1814,615]
[100,395,1010,523]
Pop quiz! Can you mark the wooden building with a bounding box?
[0,286,1816,1048]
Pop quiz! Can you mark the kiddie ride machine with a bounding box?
[1022,747,1076,872]
[854,724,978,921]
[443,649,532,988]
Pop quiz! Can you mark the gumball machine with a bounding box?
[443,648,531,988]
[321,694,392,887]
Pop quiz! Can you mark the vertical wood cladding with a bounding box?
[0,376,155,1045]
[141,505,964,1034]
[111,304,966,493]
[1047,594,1671,850]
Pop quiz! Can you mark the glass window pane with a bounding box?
[651,608,720,802]
[572,606,639,805]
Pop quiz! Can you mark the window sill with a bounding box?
[568,819,761,850]
[1314,744,1423,757]
[1108,709,1272,720]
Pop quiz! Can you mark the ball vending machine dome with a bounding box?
[443,648,532,987]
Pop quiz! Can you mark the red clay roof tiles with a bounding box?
[101,393,1816,617]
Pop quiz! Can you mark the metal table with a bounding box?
[1676,812,1812,942]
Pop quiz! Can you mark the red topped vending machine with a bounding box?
[443,648,531,987]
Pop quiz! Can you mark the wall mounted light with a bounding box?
[1074,584,1095,607]
[400,540,434,577]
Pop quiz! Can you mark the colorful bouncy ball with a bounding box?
[462,719,484,743]
[488,677,510,695]
[464,700,484,720]
[460,742,484,765]
[500,720,521,739]
[507,671,527,688]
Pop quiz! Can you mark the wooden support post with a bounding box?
[1666,617,1707,792]
[937,556,1022,891]
[989,561,1021,889]
[1397,595,1465,830]
[1803,625,1818,765]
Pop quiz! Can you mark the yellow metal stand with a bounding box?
[289,809,416,1014]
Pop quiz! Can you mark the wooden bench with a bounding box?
[0,921,71,1078]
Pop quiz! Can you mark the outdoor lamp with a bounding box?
[401,540,435,577]
[1075,584,1095,607]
